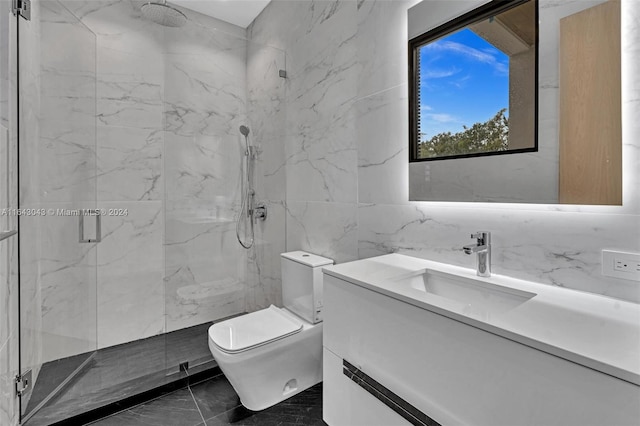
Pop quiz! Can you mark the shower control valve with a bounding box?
[253,203,267,222]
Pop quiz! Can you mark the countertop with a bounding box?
[323,254,640,386]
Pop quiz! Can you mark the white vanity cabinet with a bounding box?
[322,272,640,426]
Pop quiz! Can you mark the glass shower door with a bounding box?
[1,3,19,426]
[17,0,98,422]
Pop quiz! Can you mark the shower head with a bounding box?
[141,1,187,27]
[239,125,250,137]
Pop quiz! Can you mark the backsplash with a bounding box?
[250,0,640,303]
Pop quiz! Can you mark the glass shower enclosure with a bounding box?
[17,1,99,422]
[6,0,286,424]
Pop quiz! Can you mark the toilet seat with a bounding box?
[209,305,303,354]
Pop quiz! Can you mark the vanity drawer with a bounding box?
[323,274,640,426]
[323,347,413,426]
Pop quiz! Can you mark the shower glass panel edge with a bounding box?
[17,0,99,423]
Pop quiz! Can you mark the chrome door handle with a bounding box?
[79,209,101,243]
[0,230,17,242]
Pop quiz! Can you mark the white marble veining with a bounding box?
[97,78,162,129]
[36,202,98,362]
[161,22,248,332]
[284,1,358,204]
[97,125,162,201]
[356,84,409,205]
[97,201,164,348]
[246,41,286,202]
[163,50,246,137]
[35,4,97,205]
[244,0,640,306]
[246,200,286,312]
[164,215,246,332]
[164,131,243,205]
[250,1,363,292]
[286,201,358,264]
[356,0,419,99]
[63,0,259,350]
[243,37,287,313]
[359,203,640,302]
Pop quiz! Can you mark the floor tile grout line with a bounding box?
[188,384,208,426]
[88,383,195,425]
[200,407,236,425]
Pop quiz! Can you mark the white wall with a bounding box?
[251,0,640,303]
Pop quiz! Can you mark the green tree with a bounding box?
[418,108,509,159]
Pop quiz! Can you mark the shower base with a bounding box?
[23,321,220,426]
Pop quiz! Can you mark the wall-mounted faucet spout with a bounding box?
[463,231,491,277]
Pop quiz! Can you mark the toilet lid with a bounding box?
[209,305,303,354]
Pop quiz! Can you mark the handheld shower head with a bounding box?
[239,125,250,137]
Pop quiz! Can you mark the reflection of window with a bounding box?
[409,0,537,162]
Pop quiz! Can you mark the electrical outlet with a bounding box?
[602,250,640,281]
[615,259,640,273]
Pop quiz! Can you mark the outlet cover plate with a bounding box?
[602,250,640,281]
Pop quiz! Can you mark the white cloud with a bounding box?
[426,113,458,123]
[421,66,461,79]
[449,74,471,89]
[425,39,508,76]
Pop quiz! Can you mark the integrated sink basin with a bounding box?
[395,269,537,319]
[323,253,640,386]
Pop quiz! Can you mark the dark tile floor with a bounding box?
[89,373,326,426]
[25,322,217,426]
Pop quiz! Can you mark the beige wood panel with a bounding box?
[559,0,622,205]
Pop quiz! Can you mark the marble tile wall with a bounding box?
[18,0,274,359]
[62,1,265,344]
[97,201,164,346]
[64,0,166,350]
[249,0,360,266]
[251,0,640,304]
[356,0,640,303]
[162,12,250,331]
[3,2,285,418]
[29,1,99,363]
[244,40,286,311]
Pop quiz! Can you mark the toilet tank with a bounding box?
[281,251,333,324]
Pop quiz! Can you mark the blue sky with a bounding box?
[418,28,509,141]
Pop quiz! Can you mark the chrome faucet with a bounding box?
[463,231,491,277]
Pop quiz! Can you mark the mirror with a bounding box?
[407,0,622,205]
[409,0,537,161]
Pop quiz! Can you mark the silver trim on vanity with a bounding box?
[342,359,441,426]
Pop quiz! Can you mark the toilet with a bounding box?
[208,251,333,411]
